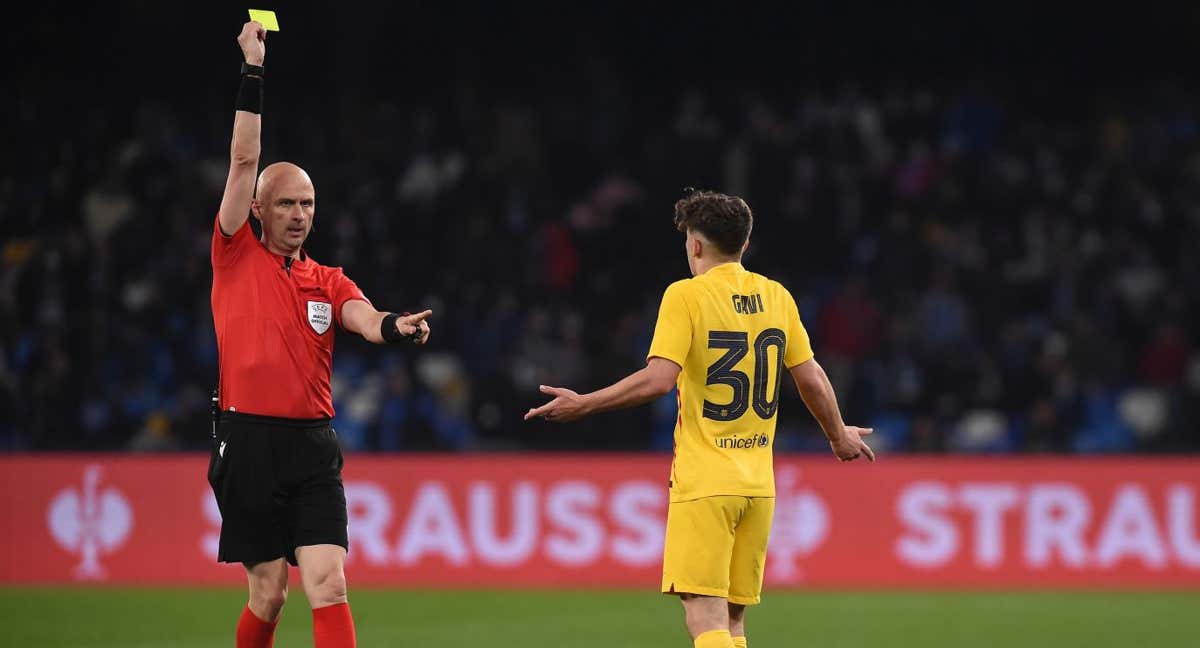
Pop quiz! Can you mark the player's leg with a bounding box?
[727,603,747,648]
[238,558,287,648]
[662,496,746,648]
[680,594,735,647]
[726,496,776,648]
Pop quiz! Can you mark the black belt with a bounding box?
[210,385,331,436]
[218,410,332,430]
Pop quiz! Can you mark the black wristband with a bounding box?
[381,312,422,344]
[381,313,404,343]
[240,62,264,77]
[235,73,263,114]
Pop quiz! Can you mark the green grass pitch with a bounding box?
[3,588,1197,647]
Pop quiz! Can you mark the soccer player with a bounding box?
[525,190,874,648]
[209,21,433,648]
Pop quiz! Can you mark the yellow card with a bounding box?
[248,9,280,31]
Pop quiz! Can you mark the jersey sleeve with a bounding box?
[329,268,371,330]
[646,280,693,367]
[783,287,815,368]
[211,215,256,267]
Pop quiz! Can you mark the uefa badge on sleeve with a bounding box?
[307,301,332,335]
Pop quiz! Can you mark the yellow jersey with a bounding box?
[647,262,813,502]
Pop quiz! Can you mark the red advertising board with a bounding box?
[2,454,1198,588]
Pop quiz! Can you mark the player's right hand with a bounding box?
[237,21,266,66]
[830,426,875,462]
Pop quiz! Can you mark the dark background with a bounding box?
[3,1,1199,453]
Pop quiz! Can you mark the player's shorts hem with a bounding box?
[661,582,729,599]
[669,493,776,504]
[727,594,762,606]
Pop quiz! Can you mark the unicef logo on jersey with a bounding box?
[715,433,770,449]
[307,301,332,335]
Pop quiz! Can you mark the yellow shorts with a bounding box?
[661,495,775,606]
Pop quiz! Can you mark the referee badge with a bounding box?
[307,300,332,335]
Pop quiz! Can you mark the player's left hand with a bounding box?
[524,385,587,423]
[830,426,875,462]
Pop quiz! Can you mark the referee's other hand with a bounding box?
[397,309,433,344]
[237,21,266,66]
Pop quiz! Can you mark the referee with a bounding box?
[208,21,432,648]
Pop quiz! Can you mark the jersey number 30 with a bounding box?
[703,328,786,421]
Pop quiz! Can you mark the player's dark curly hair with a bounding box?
[673,188,753,257]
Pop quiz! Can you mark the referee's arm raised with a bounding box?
[217,21,266,237]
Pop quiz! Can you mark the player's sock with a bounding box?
[732,636,748,648]
[312,602,357,648]
[695,629,735,648]
[236,604,278,648]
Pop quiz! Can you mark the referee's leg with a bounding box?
[297,544,356,648]
[237,558,287,647]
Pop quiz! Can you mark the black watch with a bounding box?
[240,62,264,77]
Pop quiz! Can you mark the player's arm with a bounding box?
[789,358,874,461]
[527,281,690,424]
[216,21,266,237]
[340,300,432,345]
[524,357,680,423]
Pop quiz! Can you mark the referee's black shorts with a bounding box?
[207,411,348,566]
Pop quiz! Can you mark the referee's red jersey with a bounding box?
[211,216,369,419]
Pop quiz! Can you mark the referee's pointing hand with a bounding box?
[396,309,433,345]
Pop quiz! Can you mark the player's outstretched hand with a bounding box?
[238,21,266,66]
[830,426,875,462]
[524,385,586,423]
[396,309,432,344]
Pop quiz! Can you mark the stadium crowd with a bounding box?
[4,80,1198,454]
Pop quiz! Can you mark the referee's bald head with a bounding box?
[252,161,317,254]
[256,162,313,204]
